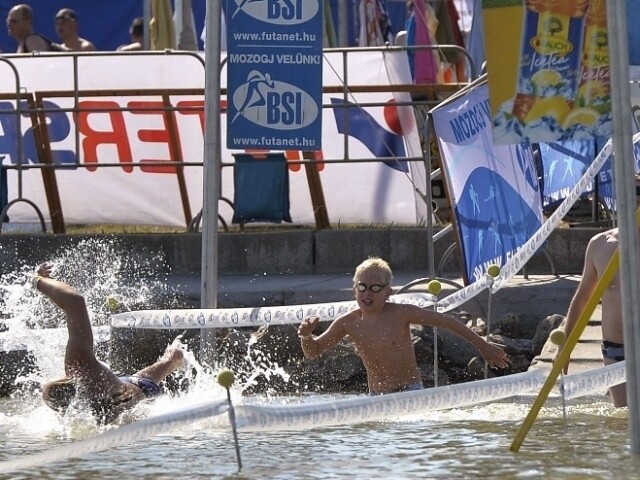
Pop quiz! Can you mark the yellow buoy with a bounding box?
[487,264,500,278]
[217,369,235,389]
[427,280,442,295]
[549,329,566,346]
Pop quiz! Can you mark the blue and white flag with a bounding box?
[431,80,543,284]
[539,140,595,209]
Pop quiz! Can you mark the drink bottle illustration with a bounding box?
[512,0,589,129]
[571,0,609,128]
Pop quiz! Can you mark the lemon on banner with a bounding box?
[523,96,571,125]
[562,107,600,128]
[531,68,563,89]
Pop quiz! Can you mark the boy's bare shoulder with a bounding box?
[385,301,421,310]
[335,309,360,322]
[384,301,424,318]
[590,227,618,244]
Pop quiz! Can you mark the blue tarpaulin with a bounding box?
[0,0,206,53]
[0,157,6,220]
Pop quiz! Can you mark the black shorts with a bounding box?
[119,376,161,398]
[601,340,625,362]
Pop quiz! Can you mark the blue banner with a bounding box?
[538,135,640,213]
[0,0,207,52]
[539,140,595,208]
[226,0,323,150]
[431,81,543,284]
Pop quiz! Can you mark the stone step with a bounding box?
[532,319,604,374]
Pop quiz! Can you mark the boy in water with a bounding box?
[33,262,185,424]
[298,257,510,394]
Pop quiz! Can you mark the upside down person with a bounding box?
[33,262,184,424]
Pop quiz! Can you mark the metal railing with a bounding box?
[0,45,473,235]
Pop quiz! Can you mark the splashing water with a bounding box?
[1,239,171,389]
[0,240,635,477]
[0,238,295,436]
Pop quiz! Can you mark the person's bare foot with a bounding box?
[164,347,185,369]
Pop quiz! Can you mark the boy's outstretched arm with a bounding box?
[416,307,510,369]
[298,315,347,359]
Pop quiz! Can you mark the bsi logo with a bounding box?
[232,70,317,130]
[231,0,319,25]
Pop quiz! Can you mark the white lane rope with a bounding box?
[0,362,626,474]
[562,361,626,399]
[110,293,435,329]
[234,370,548,432]
[0,400,228,475]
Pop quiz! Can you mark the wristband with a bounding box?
[299,333,312,340]
[31,275,43,290]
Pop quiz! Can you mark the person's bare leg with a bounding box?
[132,348,185,385]
[33,263,98,375]
[604,357,627,407]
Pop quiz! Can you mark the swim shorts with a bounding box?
[119,376,162,398]
[601,340,625,362]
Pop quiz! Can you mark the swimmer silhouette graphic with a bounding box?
[232,0,263,19]
[232,70,275,123]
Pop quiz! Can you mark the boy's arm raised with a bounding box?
[298,315,348,359]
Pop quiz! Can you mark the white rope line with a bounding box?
[0,361,625,474]
[235,362,627,432]
[0,400,228,475]
[562,361,626,399]
[234,370,548,432]
[110,293,434,329]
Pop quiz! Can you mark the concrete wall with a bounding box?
[0,226,603,276]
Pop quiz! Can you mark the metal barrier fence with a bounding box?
[0,45,475,234]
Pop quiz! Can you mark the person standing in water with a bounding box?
[561,227,629,407]
[298,257,510,394]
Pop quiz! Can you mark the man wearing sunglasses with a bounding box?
[298,257,510,394]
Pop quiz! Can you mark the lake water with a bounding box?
[1,244,638,479]
[0,387,637,479]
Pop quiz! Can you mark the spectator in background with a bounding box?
[54,8,96,51]
[117,17,144,51]
[6,4,58,53]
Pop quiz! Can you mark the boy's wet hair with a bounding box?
[42,377,76,413]
[353,256,393,284]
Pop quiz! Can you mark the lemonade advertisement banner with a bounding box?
[483,0,611,144]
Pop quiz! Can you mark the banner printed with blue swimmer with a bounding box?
[538,135,640,213]
[599,138,640,211]
[484,0,612,145]
[226,0,323,150]
[430,81,543,284]
[538,140,595,209]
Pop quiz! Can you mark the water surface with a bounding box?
[1,393,636,479]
